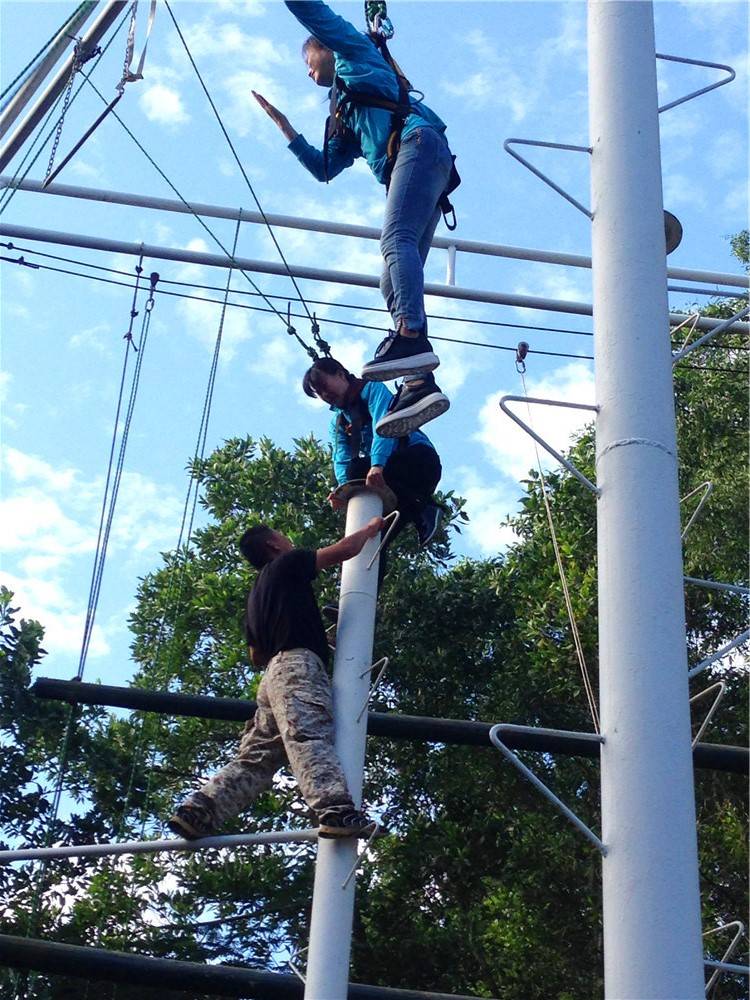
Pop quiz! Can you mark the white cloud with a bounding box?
[68,322,113,353]
[455,466,521,556]
[1,446,186,662]
[247,334,298,382]
[139,83,190,127]
[0,371,10,402]
[475,362,596,482]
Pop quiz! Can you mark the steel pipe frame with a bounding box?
[0,3,128,173]
[29,677,749,774]
[0,935,488,1000]
[0,828,319,864]
[0,221,746,336]
[1,175,748,291]
[0,2,100,139]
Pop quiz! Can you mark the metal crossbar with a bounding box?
[680,481,714,540]
[690,682,727,748]
[0,828,319,863]
[704,921,746,996]
[503,138,592,219]
[499,395,599,494]
[656,53,736,114]
[688,630,750,680]
[672,306,750,363]
[684,577,750,597]
[489,724,605,853]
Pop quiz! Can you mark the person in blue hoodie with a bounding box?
[254,0,455,438]
[302,357,443,580]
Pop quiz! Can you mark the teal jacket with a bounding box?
[330,382,435,485]
[285,0,446,185]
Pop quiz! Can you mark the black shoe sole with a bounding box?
[361,351,439,381]
[375,393,450,438]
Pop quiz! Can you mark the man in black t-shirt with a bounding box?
[168,516,383,841]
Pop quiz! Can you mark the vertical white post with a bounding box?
[304,489,382,1000]
[446,244,457,285]
[588,3,704,998]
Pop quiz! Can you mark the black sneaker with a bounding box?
[416,503,442,548]
[167,793,219,840]
[361,331,439,381]
[318,809,384,839]
[375,374,450,438]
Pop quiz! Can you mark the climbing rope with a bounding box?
[78,264,159,677]
[163,0,319,335]
[516,345,601,733]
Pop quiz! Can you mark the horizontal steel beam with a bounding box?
[1,222,746,335]
[0,828,319,864]
[2,176,747,290]
[0,935,487,1000]
[31,678,748,773]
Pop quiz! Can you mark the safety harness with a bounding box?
[337,390,407,481]
[322,24,460,230]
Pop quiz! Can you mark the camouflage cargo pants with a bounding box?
[186,648,355,825]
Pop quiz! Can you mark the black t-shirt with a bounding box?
[245,549,329,666]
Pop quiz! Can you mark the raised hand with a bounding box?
[252,90,297,141]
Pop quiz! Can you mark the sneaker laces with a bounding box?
[374,330,397,357]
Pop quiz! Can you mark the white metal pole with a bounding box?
[588,3,704,997]
[0,1,127,174]
[304,489,382,1000]
[0,2,100,139]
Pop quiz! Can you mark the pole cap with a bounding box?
[331,478,397,514]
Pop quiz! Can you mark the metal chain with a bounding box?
[43,40,82,184]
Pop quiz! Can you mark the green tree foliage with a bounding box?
[1,239,747,998]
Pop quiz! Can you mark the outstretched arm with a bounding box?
[284,1,373,60]
[316,516,384,570]
[253,91,360,182]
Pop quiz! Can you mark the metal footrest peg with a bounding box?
[357,657,389,722]
[489,724,605,853]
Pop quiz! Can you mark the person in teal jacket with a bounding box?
[302,357,443,578]
[254,0,454,438]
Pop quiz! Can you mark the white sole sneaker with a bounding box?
[375,392,450,438]
[361,351,440,382]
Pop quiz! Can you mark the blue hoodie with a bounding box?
[285,0,447,185]
[330,382,435,485]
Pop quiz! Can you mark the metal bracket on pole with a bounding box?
[680,481,713,540]
[656,53,736,114]
[689,682,727,748]
[503,138,593,219]
[489,724,605,854]
[366,510,400,570]
[684,577,750,597]
[499,395,600,495]
[672,306,750,364]
[703,921,747,996]
[357,657,389,722]
[688,629,750,680]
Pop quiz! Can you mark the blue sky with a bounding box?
[1,0,748,689]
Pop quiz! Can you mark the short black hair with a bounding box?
[239,525,275,569]
[302,356,351,398]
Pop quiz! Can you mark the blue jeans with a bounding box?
[380,126,453,334]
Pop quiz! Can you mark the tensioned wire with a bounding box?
[163,0,316,327]
[1,252,747,376]
[78,219,246,987]
[5,239,749,352]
